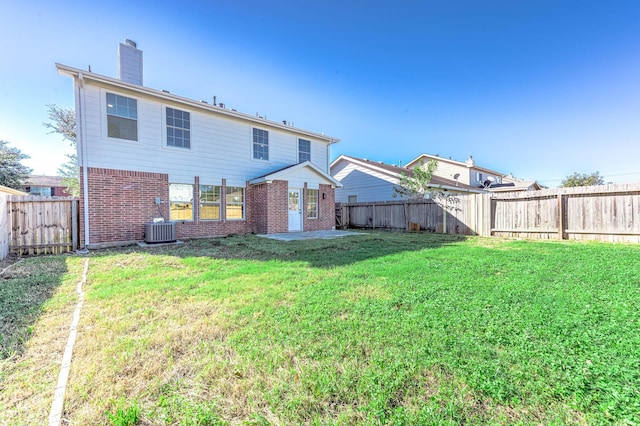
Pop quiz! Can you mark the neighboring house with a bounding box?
[331,155,485,203]
[406,154,505,188]
[406,153,540,193]
[57,40,341,248]
[22,175,71,197]
[0,185,28,195]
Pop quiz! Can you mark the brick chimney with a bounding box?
[118,39,143,85]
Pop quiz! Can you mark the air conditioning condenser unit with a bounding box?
[145,222,176,243]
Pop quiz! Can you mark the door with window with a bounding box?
[288,189,302,231]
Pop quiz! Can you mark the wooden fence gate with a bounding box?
[7,196,79,256]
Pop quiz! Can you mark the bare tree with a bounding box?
[43,104,79,196]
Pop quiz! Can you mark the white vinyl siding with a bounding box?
[81,85,331,184]
[332,161,402,203]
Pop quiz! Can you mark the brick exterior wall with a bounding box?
[304,184,336,231]
[253,180,288,234]
[80,167,169,246]
[81,167,336,247]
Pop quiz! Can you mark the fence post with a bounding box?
[404,202,409,231]
[72,200,78,250]
[371,204,375,229]
[557,194,565,240]
[442,197,447,233]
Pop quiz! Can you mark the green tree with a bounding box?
[43,104,79,196]
[393,159,439,199]
[561,171,605,187]
[0,140,32,189]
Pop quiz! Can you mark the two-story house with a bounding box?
[406,154,541,192]
[331,155,484,203]
[406,154,504,188]
[57,40,341,248]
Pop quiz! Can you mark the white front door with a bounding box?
[288,189,302,231]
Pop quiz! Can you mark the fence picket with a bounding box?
[338,183,640,243]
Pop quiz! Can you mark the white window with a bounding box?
[106,93,138,141]
[298,138,311,163]
[253,128,269,160]
[200,185,221,220]
[169,183,193,221]
[348,195,357,203]
[226,186,245,220]
[307,189,318,219]
[476,172,483,182]
[166,107,190,148]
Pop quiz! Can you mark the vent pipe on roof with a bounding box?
[118,39,143,85]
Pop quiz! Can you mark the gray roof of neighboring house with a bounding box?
[335,155,484,192]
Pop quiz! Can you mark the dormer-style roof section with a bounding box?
[55,63,340,145]
[331,155,484,193]
[250,161,342,188]
[406,153,504,177]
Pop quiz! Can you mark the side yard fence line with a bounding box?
[337,183,640,243]
[1,195,79,259]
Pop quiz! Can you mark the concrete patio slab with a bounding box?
[257,230,364,241]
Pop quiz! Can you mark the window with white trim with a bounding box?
[166,107,190,148]
[200,185,221,220]
[306,189,318,219]
[106,93,138,141]
[298,138,311,163]
[226,186,245,220]
[253,128,269,160]
[169,183,193,221]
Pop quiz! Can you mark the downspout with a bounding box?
[76,72,90,248]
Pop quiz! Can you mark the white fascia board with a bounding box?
[332,156,404,180]
[55,63,340,144]
[250,161,343,187]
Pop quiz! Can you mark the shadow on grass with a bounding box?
[88,230,468,269]
[0,256,69,359]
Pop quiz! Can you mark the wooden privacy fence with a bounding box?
[490,183,640,243]
[2,195,79,258]
[337,195,491,236]
[337,183,640,243]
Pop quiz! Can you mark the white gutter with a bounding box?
[76,72,90,248]
[56,64,340,144]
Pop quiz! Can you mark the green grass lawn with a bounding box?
[1,232,639,425]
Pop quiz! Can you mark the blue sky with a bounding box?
[1,0,639,187]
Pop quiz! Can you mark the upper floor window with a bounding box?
[298,138,311,163]
[169,183,193,221]
[166,107,191,148]
[200,185,221,220]
[253,128,269,160]
[106,93,138,141]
